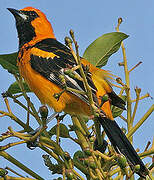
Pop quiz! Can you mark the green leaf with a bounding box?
[0,52,18,74]
[48,123,70,138]
[83,32,129,68]
[7,81,31,94]
[111,95,127,118]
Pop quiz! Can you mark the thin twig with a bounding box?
[128,61,142,73]
[119,115,127,122]
[0,110,33,132]
[56,118,60,145]
[127,104,154,138]
[5,166,24,178]
[139,148,154,157]
[0,141,26,151]
[116,18,132,137]
[72,169,85,180]
[0,151,44,180]
[131,87,141,122]
[11,96,35,117]
[131,93,151,102]
[4,98,12,114]
[14,75,41,125]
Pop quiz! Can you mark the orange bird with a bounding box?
[8,7,148,178]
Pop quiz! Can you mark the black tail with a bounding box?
[98,115,148,178]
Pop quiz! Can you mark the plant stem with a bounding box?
[56,118,60,145]
[131,88,141,122]
[73,159,88,175]
[131,93,151,102]
[95,168,103,180]
[71,115,89,149]
[0,141,26,151]
[121,44,132,132]
[128,61,142,73]
[67,33,103,148]
[116,20,132,138]
[39,144,63,164]
[94,150,116,161]
[0,176,37,180]
[8,94,35,117]
[94,119,102,146]
[76,115,90,136]
[14,75,41,125]
[127,104,154,138]
[0,111,33,132]
[5,166,24,177]
[0,151,44,180]
[4,98,12,114]
[119,115,127,122]
[72,169,85,180]
[139,148,154,157]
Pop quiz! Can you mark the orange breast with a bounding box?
[17,48,113,119]
[17,49,91,115]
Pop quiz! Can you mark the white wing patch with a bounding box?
[49,73,56,80]
[65,75,83,91]
[60,68,83,91]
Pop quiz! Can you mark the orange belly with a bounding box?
[18,51,113,119]
[18,58,91,115]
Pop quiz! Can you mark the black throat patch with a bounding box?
[16,21,36,48]
[15,10,39,48]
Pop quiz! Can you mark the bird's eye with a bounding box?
[30,12,35,16]
[29,11,39,18]
[21,11,39,20]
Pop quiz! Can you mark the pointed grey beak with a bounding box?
[7,8,28,20]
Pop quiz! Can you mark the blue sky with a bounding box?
[0,0,153,179]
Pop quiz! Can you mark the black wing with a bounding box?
[30,38,97,105]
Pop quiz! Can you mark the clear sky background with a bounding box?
[0,0,153,179]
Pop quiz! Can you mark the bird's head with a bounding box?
[8,7,55,48]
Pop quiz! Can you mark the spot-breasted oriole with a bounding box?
[7,7,148,178]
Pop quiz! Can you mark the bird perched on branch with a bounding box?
[8,7,148,178]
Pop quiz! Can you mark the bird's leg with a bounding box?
[46,112,60,125]
[29,112,59,135]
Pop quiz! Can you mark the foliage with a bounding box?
[0,18,153,180]
[83,32,128,68]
